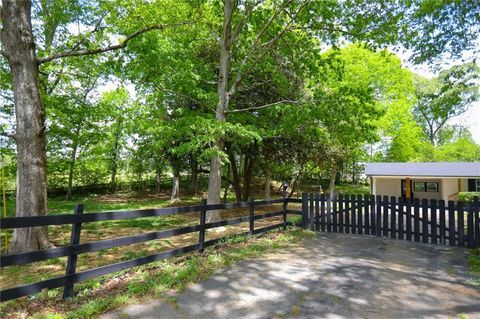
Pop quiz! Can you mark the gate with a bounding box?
[298,193,480,248]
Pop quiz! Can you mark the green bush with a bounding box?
[459,192,480,203]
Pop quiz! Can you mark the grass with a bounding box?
[0,228,312,319]
[468,248,480,285]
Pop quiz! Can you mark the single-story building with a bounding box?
[365,162,480,202]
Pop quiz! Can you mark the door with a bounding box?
[401,179,413,200]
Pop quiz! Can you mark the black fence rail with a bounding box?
[299,193,480,249]
[0,196,301,302]
[2,193,478,303]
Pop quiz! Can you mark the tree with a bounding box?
[413,63,479,146]
[311,45,414,194]
[0,0,190,253]
[1,1,51,252]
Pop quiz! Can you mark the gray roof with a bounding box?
[365,162,480,177]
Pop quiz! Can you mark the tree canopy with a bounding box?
[1,0,479,252]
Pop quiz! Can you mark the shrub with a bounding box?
[459,192,480,203]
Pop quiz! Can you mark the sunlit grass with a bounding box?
[1,228,311,319]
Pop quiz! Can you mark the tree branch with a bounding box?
[37,22,191,65]
[227,0,308,99]
[227,99,300,113]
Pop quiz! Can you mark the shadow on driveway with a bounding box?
[102,233,480,319]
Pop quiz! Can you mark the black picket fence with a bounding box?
[0,196,301,302]
[295,193,480,249]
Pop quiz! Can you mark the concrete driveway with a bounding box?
[102,233,480,319]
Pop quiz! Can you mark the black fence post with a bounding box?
[301,193,308,229]
[63,204,84,299]
[282,183,288,230]
[249,196,255,234]
[474,196,479,248]
[199,198,207,253]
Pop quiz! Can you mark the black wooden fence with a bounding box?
[296,193,480,249]
[1,193,479,303]
[0,196,301,302]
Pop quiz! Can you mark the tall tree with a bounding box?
[0,0,190,253]
[1,1,51,252]
[413,63,479,146]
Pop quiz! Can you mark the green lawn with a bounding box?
[2,193,205,218]
[469,248,480,285]
[0,228,312,319]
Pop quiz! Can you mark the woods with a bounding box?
[1,0,479,254]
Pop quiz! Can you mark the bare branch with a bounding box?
[227,99,300,113]
[37,22,191,65]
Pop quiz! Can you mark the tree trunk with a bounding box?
[206,0,235,222]
[155,167,162,193]
[223,164,230,202]
[65,141,78,200]
[189,160,198,194]
[1,0,52,253]
[227,145,242,201]
[328,163,338,196]
[170,171,180,202]
[242,155,254,201]
[264,168,271,200]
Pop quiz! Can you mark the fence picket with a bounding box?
[467,201,474,248]
[390,196,396,239]
[376,195,382,237]
[357,194,363,235]
[383,196,389,237]
[458,202,464,247]
[315,193,320,231]
[474,197,479,248]
[345,194,350,234]
[320,193,326,232]
[431,199,437,244]
[364,194,370,235]
[351,195,357,235]
[448,200,456,246]
[422,199,429,243]
[327,194,332,232]
[332,194,338,233]
[398,197,404,240]
[406,199,412,241]
[439,200,446,245]
[338,193,344,233]
[309,193,315,231]
[414,198,420,242]
[370,195,376,235]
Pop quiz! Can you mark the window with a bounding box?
[426,182,438,192]
[476,179,480,192]
[414,182,425,192]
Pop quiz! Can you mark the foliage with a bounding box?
[458,192,480,203]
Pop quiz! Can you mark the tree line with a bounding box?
[1,0,479,253]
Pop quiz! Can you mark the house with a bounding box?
[365,162,480,201]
